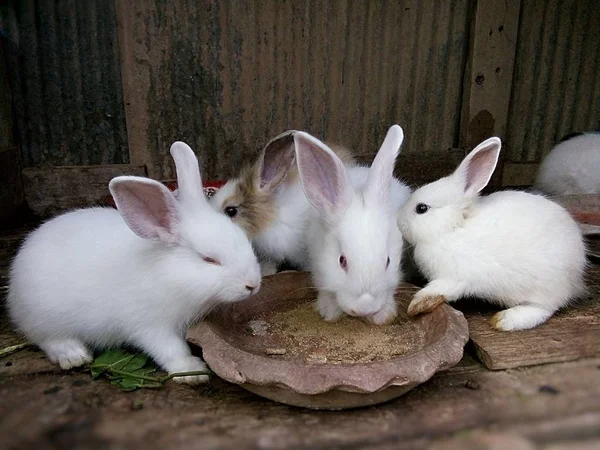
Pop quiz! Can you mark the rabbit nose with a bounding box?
[245,284,256,292]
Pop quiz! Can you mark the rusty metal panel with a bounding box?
[0,0,129,167]
[506,0,600,163]
[117,0,470,180]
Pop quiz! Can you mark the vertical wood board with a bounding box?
[0,0,129,167]
[506,0,600,163]
[116,0,471,180]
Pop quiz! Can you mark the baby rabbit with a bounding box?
[398,137,586,331]
[8,142,261,383]
[534,131,600,196]
[294,125,412,325]
[209,131,354,275]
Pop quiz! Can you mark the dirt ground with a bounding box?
[1,228,599,450]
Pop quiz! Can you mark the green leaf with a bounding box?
[89,349,152,378]
[88,349,212,391]
[88,349,164,391]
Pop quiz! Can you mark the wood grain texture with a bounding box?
[1,224,600,448]
[0,37,24,224]
[506,0,600,163]
[459,0,521,187]
[115,0,470,180]
[465,266,600,370]
[501,162,539,187]
[21,165,146,217]
[0,0,129,166]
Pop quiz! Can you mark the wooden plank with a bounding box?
[464,266,600,370]
[502,162,540,187]
[1,1,129,167]
[506,0,600,164]
[1,226,600,448]
[0,38,24,225]
[115,1,471,181]
[21,165,147,218]
[355,149,465,188]
[460,0,522,187]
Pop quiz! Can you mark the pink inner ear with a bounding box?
[465,147,498,194]
[113,181,178,243]
[260,133,295,191]
[296,136,346,214]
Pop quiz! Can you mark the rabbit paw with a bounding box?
[315,292,343,322]
[42,339,93,370]
[260,260,278,277]
[168,356,210,384]
[490,306,553,331]
[407,291,446,316]
[368,300,397,325]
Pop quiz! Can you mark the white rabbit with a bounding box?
[398,137,586,331]
[294,125,412,325]
[8,142,261,383]
[209,131,355,276]
[534,132,600,196]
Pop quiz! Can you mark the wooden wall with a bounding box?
[1,0,599,217]
[503,0,600,186]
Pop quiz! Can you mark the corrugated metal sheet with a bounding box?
[0,0,129,167]
[506,0,600,162]
[118,0,470,180]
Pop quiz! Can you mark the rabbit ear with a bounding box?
[294,131,350,218]
[255,131,297,194]
[109,176,179,244]
[365,125,404,203]
[170,141,206,205]
[454,137,502,197]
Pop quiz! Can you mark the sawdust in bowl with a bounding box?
[256,303,425,364]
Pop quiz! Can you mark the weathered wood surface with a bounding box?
[502,162,540,187]
[506,0,600,165]
[464,266,600,370]
[459,0,521,188]
[116,0,470,180]
[1,227,600,448]
[21,165,147,217]
[1,336,599,449]
[0,38,24,225]
[0,227,29,286]
[0,0,130,167]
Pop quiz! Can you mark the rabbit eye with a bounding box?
[224,206,238,218]
[202,255,221,266]
[386,256,391,269]
[415,203,429,214]
[339,255,348,271]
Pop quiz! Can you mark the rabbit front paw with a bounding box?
[368,299,397,325]
[315,291,344,322]
[167,356,210,384]
[42,339,93,370]
[407,290,446,316]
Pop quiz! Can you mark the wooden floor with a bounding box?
[1,227,599,450]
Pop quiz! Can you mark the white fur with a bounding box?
[252,181,317,268]
[398,138,586,331]
[534,132,600,195]
[296,126,412,324]
[8,142,261,383]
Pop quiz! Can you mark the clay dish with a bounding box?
[188,272,468,410]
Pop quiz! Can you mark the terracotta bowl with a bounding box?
[187,272,469,410]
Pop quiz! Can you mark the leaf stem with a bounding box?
[161,370,212,381]
[93,366,212,383]
[94,366,160,383]
[0,342,33,358]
